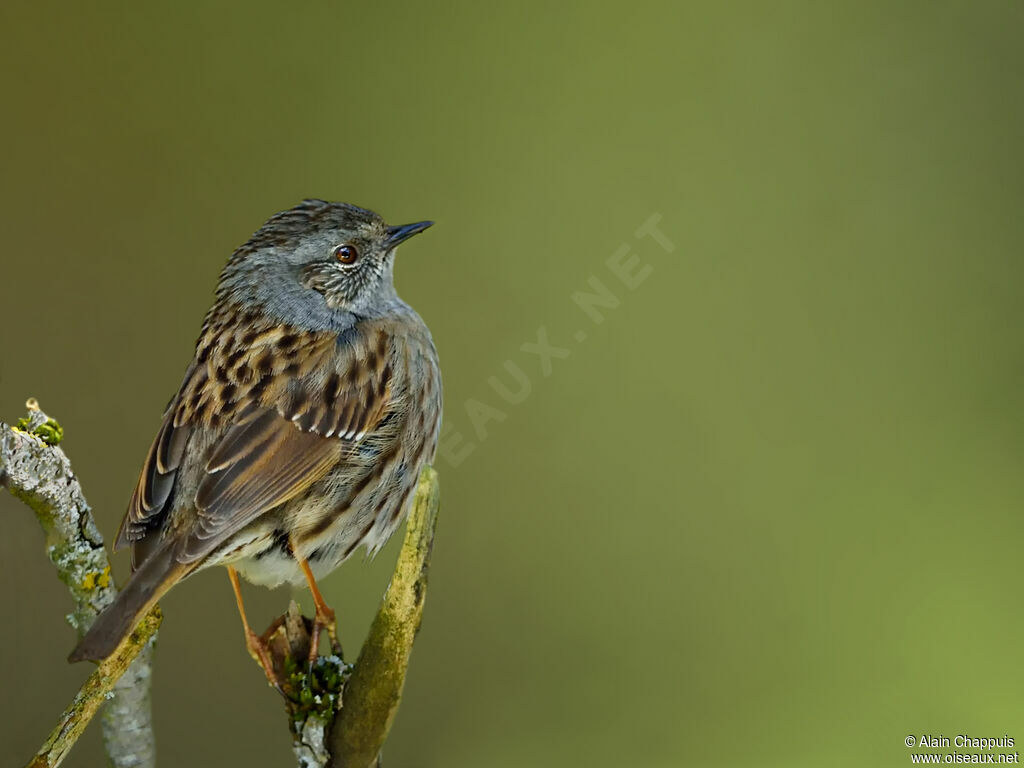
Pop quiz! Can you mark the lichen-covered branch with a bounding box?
[1,401,159,768]
[99,627,159,768]
[257,602,349,767]
[330,466,441,768]
[25,609,161,768]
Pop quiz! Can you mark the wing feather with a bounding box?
[179,409,341,562]
[115,365,198,553]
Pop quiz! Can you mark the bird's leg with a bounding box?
[227,566,283,693]
[297,557,342,664]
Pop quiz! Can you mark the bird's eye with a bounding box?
[334,244,359,264]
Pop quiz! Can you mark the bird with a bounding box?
[69,199,442,684]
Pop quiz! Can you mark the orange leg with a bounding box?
[298,557,342,663]
[228,566,282,692]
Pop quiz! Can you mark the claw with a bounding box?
[245,626,285,694]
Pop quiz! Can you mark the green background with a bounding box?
[2,2,1022,766]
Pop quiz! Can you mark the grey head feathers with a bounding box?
[216,200,409,332]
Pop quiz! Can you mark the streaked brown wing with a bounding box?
[177,407,342,563]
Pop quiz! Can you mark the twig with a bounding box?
[25,609,161,768]
[259,602,349,767]
[1,400,159,768]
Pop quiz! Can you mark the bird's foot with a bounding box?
[244,625,285,694]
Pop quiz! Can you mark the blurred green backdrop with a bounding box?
[2,2,1023,766]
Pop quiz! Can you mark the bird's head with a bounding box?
[219,199,433,327]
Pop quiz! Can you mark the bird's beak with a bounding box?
[385,220,434,249]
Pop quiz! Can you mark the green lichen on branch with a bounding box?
[286,654,351,768]
[285,655,350,726]
[14,416,64,446]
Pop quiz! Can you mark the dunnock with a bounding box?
[70,200,442,681]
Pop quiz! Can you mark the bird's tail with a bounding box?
[68,543,187,662]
